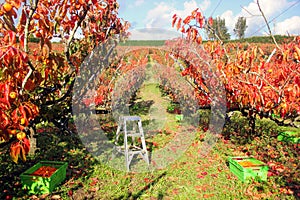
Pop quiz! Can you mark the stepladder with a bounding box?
[114,116,150,171]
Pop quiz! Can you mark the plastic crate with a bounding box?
[228,157,268,182]
[20,161,68,194]
[277,131,299,144]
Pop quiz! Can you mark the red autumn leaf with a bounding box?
[8,31,17,45]
[197,173,205,179]
[191,8,199,17]
[24,79,36,91]
[201,171,208,176]
[0,110,10,129]
[89,177,99,186]
[172,15,177,28]
[180,27,186,33]
[19,33,25,48]
[196,12,204,28]
[152,141,158,147]
[210,173,218,178]
[10,0,22,9]
[68,190,73,196]
[144,178,150,183]
[208,17,213,26]
[183,16,191,24]
[176,18,182,31]
[203,193,214,198]
[20,145,27,162]
[22,137,30,154]
[172,188,179,195]
[295,76,300,87]
[10,141,21,163]
[196,36,202,44]
[0,83,11,109]
[192,29,198,40]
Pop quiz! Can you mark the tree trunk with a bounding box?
[249,115,256,135]
[28,127,37,156]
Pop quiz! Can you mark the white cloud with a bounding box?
[127,0,145,8]
[219,0,298,38]
[134,0,145,7]
[241,0,295,36]
[275,16,300,35]
[145,2,172,29]
[145,0,211,29]
[220,10,235,37]
[128,28,181,40]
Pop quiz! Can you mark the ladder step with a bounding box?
[127,133,143,137]
[122,116,141,121]
[129,145,143,150]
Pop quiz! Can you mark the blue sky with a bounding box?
[1,0,299,40]
[118,0,300,40]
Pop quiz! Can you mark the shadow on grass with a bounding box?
[114,172,167,200]
[222,111,280,145]
[129,100,154,116]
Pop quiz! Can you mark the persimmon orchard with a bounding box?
[0,0,129,163]
[170,9,300,132]
[0,0,299,165]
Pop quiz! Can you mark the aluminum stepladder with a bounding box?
[115,116,149,171]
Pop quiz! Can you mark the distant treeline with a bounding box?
[119,35,296,46]
[118,40,166,46]
[225,35,295,44]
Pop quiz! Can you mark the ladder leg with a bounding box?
[124,120,130,171]
[115,124,121,145]
[138,120,150,165]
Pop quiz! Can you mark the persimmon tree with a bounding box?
[170,8,300,133]
[0,0,129,163]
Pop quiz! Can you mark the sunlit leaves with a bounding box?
[170,8,300,122]
[172,9,214,44]
[10,137,30,163]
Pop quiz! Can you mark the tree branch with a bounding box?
[257,0,283,54]
[20,0,39,95]
[64,6,89,68]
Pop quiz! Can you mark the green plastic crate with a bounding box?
[20,161,68,194]
[228,157,268,182]
[277,131,299,143]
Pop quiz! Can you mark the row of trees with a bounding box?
[207,16,247,40]
[171,7,300,133]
